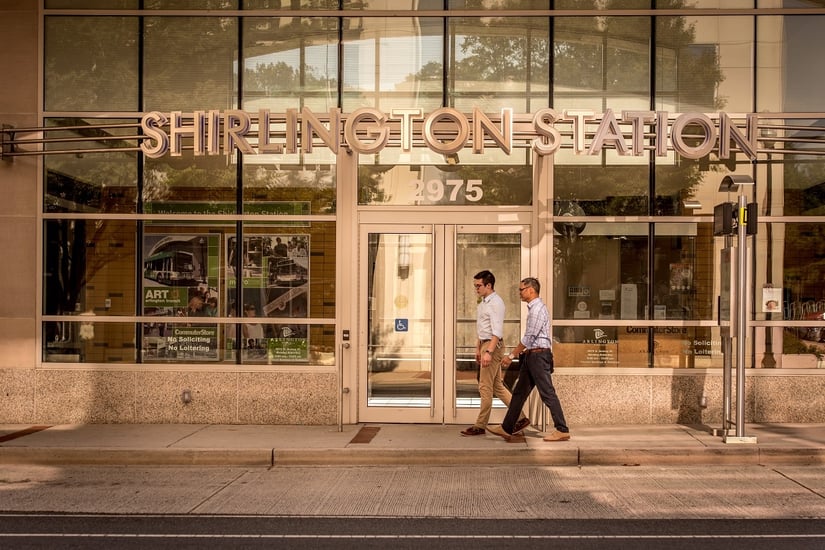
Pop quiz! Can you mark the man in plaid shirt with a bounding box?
[487,277,571,442]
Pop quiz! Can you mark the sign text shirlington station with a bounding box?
[140,106,765,161]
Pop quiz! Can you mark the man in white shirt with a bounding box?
[461,270,529,436]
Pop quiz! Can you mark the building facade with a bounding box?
[2,0,825,427]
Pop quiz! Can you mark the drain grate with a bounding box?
[349,426,380,444]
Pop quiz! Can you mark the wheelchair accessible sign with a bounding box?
[395,319,409,332]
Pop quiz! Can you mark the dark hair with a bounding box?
[244,303,256,310]
[521,277,540,294]
[473,270,495,289]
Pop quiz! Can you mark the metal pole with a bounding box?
[736,194,748,438]
[726,194,757,444]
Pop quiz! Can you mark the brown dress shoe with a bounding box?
[460,426,485,436]
[543,429,571,442]
[512,417,531,435]
[486,424,512,441]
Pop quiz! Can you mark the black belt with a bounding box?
[523,347,551,354]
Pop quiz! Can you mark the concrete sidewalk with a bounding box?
[1,422,825,467]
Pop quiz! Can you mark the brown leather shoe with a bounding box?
[460,426,485,436]
[512,417,531,435]
[543,429,571,442]
[486,424,512,441]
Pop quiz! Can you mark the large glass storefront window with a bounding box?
[552,221,722,368]
[242,16,339,113]
[449,16,549,113]
[342,17,443,112]
[655,14,754,217]
[140,221,335,366]
[553,222,649,322]
[143,16,238,112]
[553,16,650,216]
[43,218,335,365]
[44,118,139,214]
[358,159,533,206]
[37,5,825,375]
[144,152,239,214]
[44,17,139,112]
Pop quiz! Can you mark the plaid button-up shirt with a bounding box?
[520,297,551,349]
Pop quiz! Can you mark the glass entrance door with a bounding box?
[358,223,527,424]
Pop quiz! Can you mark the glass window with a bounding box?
[227,222,336,364]
[651,326,722,368]
[652,223,715,321]
[654,15,754,217]
[757,16,825,113]
[44,219,138,318]
[143,17,238,112]
[553,324,724,369]
[44,17,139,112]
[656,0,753,7]
[557,0,651,8]
[777,223,825,368]
[449,16,549,113]
[555,165,649,217]
[757,0,825,6]
[144,0,239,8]
[757,117,825,217]
[143,151,238,214]
[342,17,443,112]
[243,157,336,215]
[656,15,753,113]
[449,0,552,8]
[44,118,139,214]
[344,0,442,9]
[45,1,138,10]
[553,222,649,321]
[358,160,532,206]
[230,222,335,319]
[244,0,339,8]
[553,17,650,215]
[44,322,138,364]
[554,16,650,112]
[139,221,334,365]
[242,17,339,112]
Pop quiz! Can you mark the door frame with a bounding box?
[356,215,531,424]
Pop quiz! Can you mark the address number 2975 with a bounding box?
[410,179,483,202]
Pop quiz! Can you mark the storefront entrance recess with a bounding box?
[358,222,528,424]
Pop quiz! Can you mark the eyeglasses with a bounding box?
[518,287,529,292]
[473,283,484,289]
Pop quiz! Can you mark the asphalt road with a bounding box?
[1,516,825,550]
[1,464,824,548]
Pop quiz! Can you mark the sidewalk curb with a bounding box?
[2,446,824,467]
[273,448,581,466]
[0,447,273,467]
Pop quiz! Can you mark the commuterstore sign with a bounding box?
[140,107,762,161]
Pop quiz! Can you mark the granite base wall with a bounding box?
[2,369,825,425]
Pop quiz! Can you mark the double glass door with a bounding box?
[358,223,528,424]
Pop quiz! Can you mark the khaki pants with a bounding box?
[473,343,520,428]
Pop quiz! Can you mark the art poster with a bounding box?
[226,234,310,363]
[141,234,221,361]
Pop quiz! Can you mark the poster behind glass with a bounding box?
[142,234,220,362]
[226,234,309,363]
